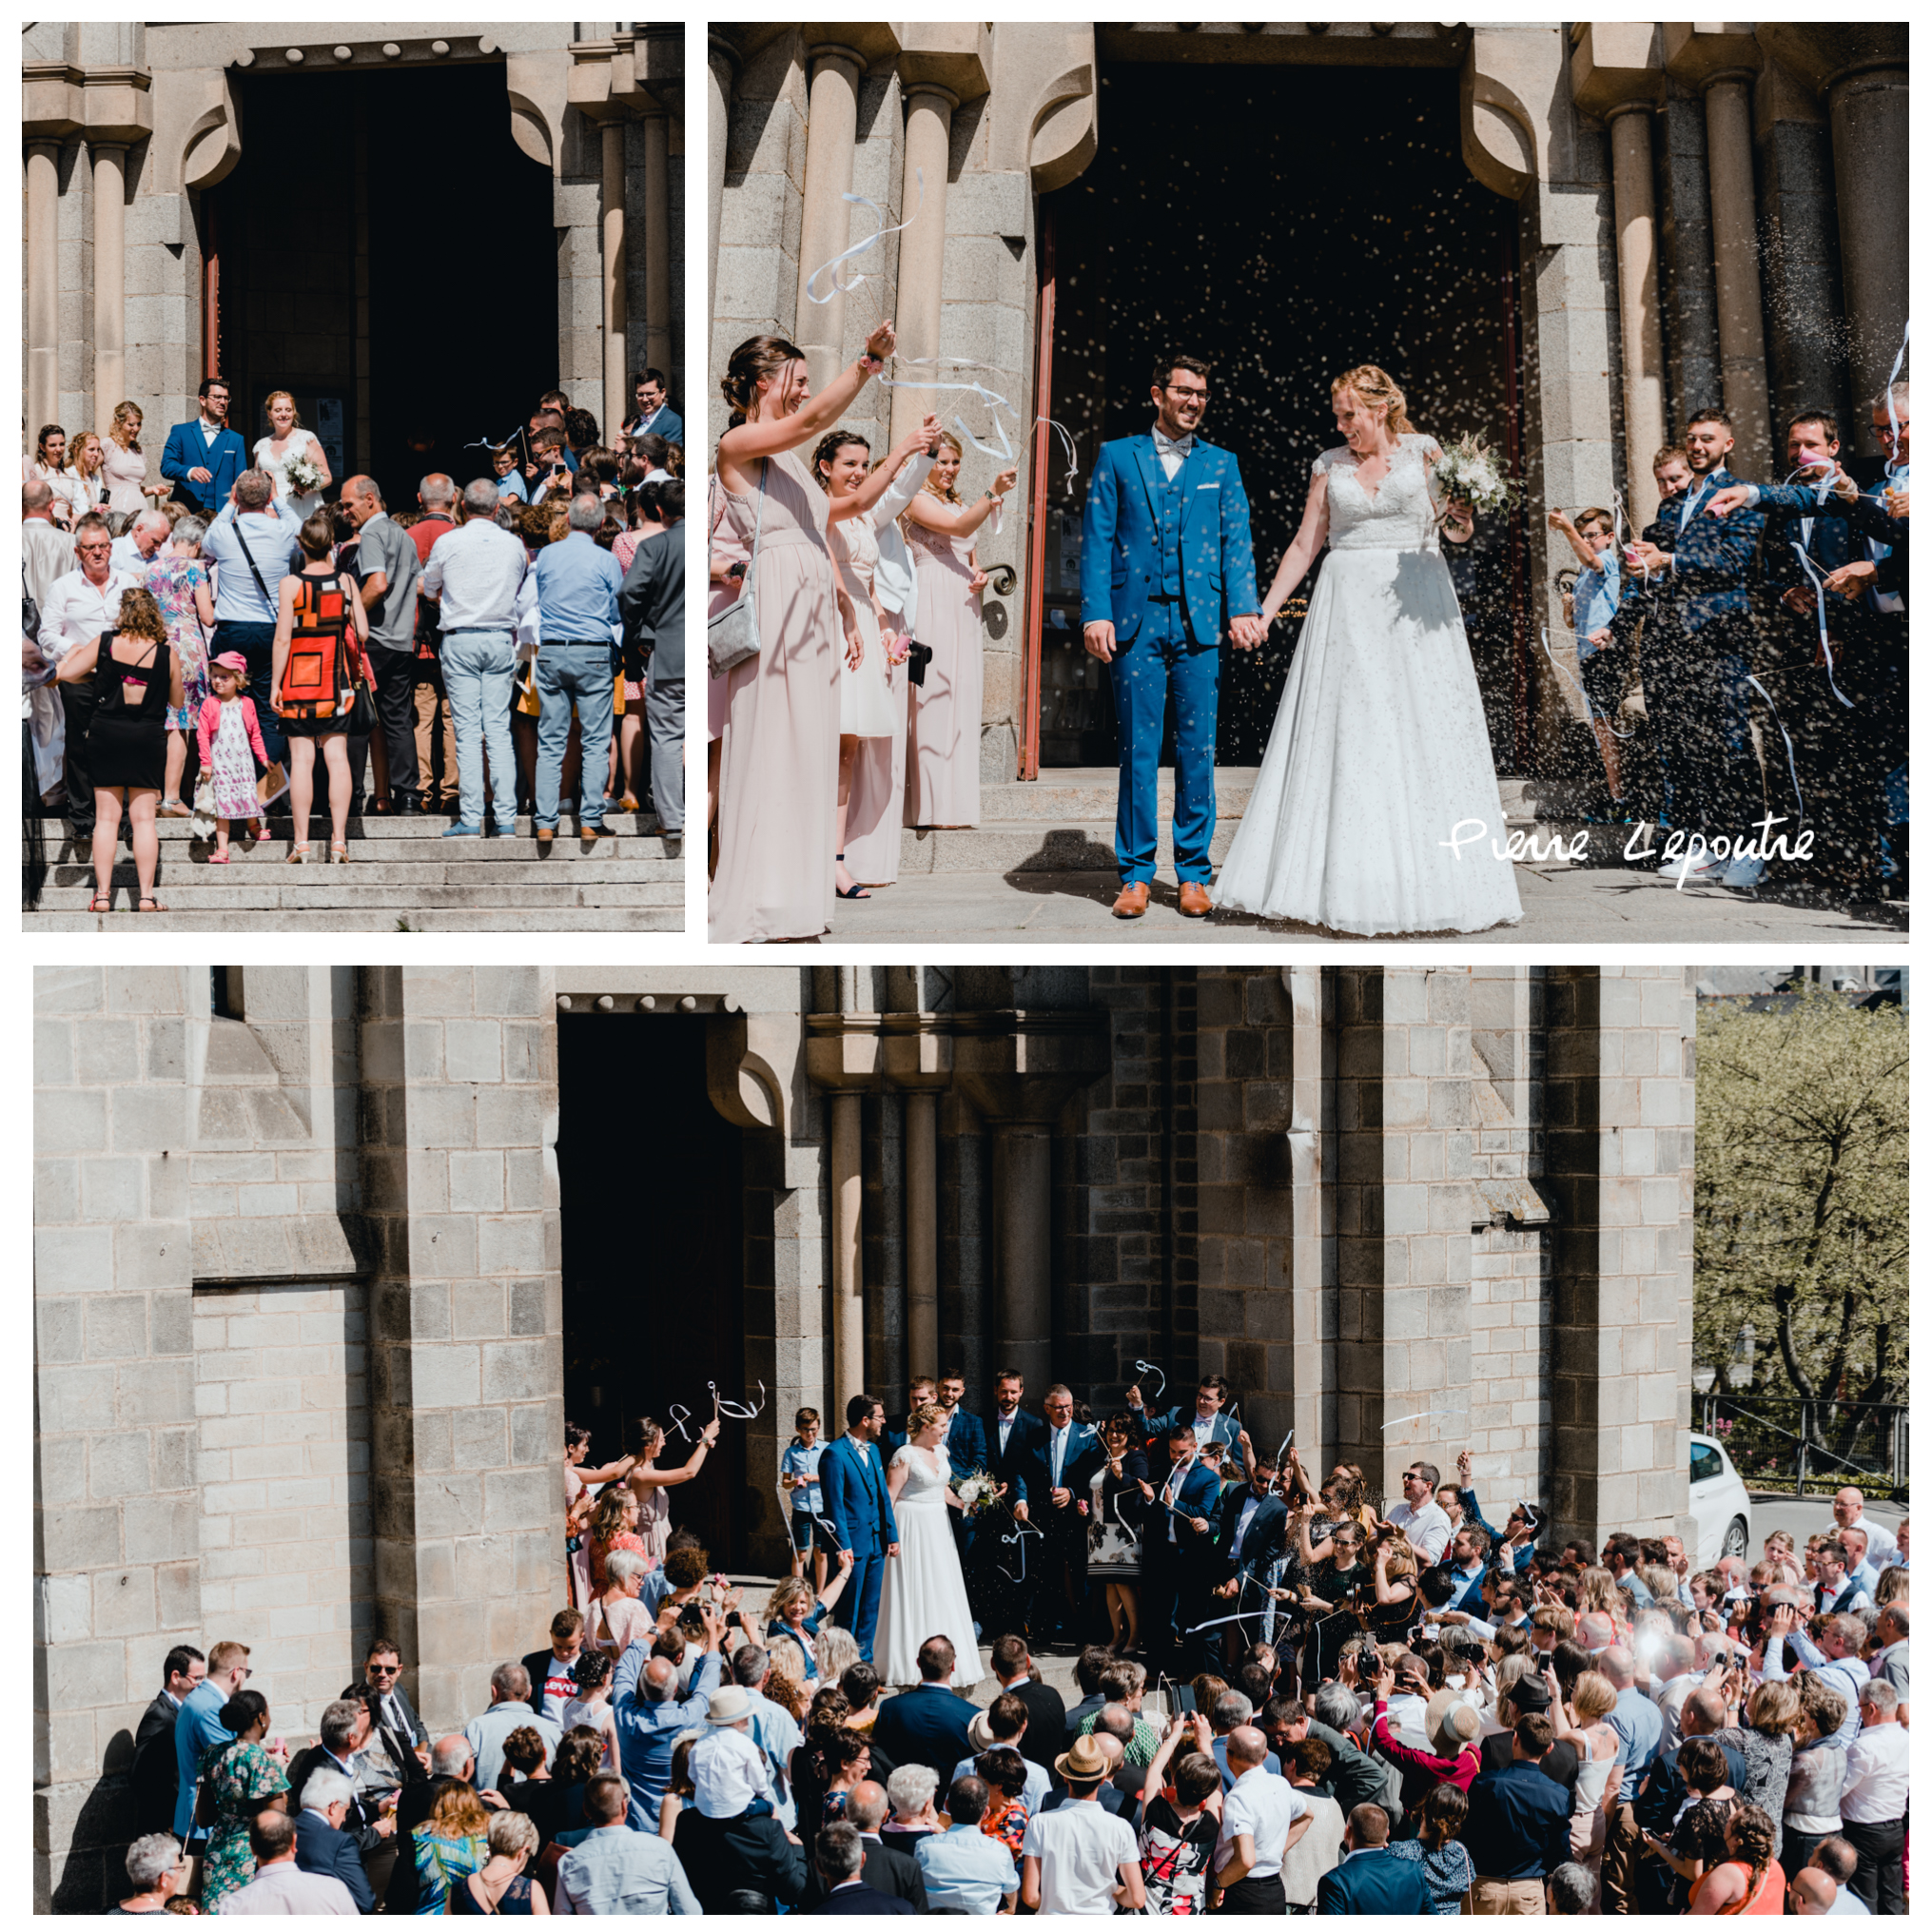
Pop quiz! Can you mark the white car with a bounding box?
[1688,1432,1753,1567]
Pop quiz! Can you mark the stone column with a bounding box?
[640,107,673,381]
[600,120,629,435]
[706,37,735,327]
[1704,78,1773,481]
[890,85,957,447]
[829,1091,865,1405]
[794,45,865,397]
[1608,106,1669,528]
[358,966,563,1729]
[27,141,62,436]
[90,142,128,429]
[1825,69,1909,452]
[905,1092,938,1376]
[33,965,197,1913]
[1544,967,1697,1551]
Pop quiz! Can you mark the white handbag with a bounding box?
[707,460,766,677]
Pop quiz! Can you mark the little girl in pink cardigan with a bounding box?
[196,652,269,861]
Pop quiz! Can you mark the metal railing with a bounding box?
[1697,1394,1908,1502]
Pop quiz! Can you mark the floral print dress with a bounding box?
[147,555,212,731]
[197,1736,289,1910]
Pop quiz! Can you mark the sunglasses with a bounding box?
[369,1663,400,1675]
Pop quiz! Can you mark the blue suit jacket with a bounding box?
[1315,1845,1434,1915]
[820,1434,898,1556]
[1655,467,1767,636]
[1079,434,1259,647]
[1137,1403,1241,1452]
[160,420,249,514]
[940,1409,988,1476]
[984,1408,1050,1507]
[871,1683,975,1781]
[629,403,684,449]
[1145,1457,1222,1560]
[1751,478,1907,599]
[294,1809,376,1913]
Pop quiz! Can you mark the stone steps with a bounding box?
[25,810,684,929]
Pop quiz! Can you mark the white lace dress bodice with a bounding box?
[1212,427,1522,936]
[891,1443,954,1513]
[1316,433,1443,553]
[254,428,324,520]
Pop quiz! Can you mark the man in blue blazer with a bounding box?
[624,368,684,449]
[983,1370,1049,1514]
[935,1373,989,1481]
[1141,1426,1225,1681]
[819,1394,900,1664]
[1623,407,1768,880]
[1314,1804,1432,1913]
[870,1638,974,1778]
[1127,1372,1241,1454]
[160,376,249,515]
[1080,351,1260,919]
[292,1767,378,1912]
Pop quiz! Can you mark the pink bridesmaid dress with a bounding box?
[903,518,983,827]
[709,447,841,943]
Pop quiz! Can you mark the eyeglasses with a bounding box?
[369,1664,400,1676]
[1163,384,1208,400]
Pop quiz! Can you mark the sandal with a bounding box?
[136,897,167,912]
[834,853,870,901]
[88,894,112,913]
[250,821,270,843]
[329,841,350,864]
[207,849,232,866]
[286,844,313,865]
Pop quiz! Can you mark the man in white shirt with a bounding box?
[1210,1725,1308,1910]
[1039,1383,1098,1645]
[40,513,146,836]
[1832,1490,1899,1571]
[110,509,171,576]
[1021,1737,1143,1915]
[1838,1683,1906,1914]
[1382,1462,1453,1565]
[1814,1540,1872,1615]
[1650,1633,1701,1749]
[217,1808,358,1914]
[420,478,529,838]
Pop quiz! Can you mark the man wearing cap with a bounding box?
[689,1683,777,1821]
[1206,1724,1307,1913]
[1020,1734,1145,1915]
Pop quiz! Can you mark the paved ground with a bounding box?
[828,864,1908,943]
[1749,1492,1905,1554]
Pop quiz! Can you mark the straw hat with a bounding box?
[1052,1734,1110,1782]
[1426,1688,1483,1756]
[705,1686,754,1727]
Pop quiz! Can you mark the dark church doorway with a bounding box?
[1035,60,1524,771]
[557,1015,748,1569]
[204,63,555,508]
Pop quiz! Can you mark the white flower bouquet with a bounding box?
[1432,433,1516,518]
[284,454,327,498]
[955,1469,1002,1517]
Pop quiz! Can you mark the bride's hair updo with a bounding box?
[1331,364,1414,439]
[907,1401,946,1435]
[720,335,806,425]
[263,389,304,429]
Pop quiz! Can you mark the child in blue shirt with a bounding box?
[1550,504,1627,811]
[780,1407,829,1594]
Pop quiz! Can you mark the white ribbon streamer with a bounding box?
[1883,321,1910,481]
[804,173,925,307]
[1542,628,1636,739]
[995,1518,1044,1585]
[1132,1361,1168,1407]
[667,1402,694,1445]
[711,1379,768,1421]
[1379,1405,1469,1432]
[1778,461,1856,712]
[1744,675,1806,827]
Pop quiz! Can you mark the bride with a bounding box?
[1214,364,1522,936]
[254,390,332,521]
[875,1402,983,1688]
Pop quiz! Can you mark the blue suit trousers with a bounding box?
[847,1547,887,1663]
[1110,600,1218,884]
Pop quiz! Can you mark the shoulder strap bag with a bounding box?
[707,459,766,678]
[229,514,274,610]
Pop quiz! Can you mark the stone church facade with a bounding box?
[22,21,683,471]
[709,22,1907,779]
[34,960,1697,1907]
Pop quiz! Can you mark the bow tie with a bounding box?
[1154,431,1194,459]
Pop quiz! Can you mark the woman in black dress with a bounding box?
[56,585,184,912]
[271,509,370,864]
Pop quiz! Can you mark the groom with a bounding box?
[1081,352,1262,918]
[820,1393,899,1663]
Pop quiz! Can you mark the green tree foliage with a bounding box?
[1695,989,1908,1403]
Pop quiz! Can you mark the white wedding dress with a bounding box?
[1215,432,1523,934]
[875,1446,982,1688]
[254,428,325,520]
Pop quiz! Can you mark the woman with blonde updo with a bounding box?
[1214,361,1520,936]
[710,322,897,942]
[902,430,1018,829]
[874,1399,983,1686]
[103,401,172,517]
[253,391,331,519]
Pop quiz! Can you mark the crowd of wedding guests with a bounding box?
[106,1374,1906,1915]
[707,323,1018,942]
[22,373,685,910]
[1546,389,1908,904]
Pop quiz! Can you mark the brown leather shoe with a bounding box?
[1178,881,1213,918]
[1112,881,1151,919]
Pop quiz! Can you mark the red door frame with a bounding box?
[1500,224,1529,770]
[1019,202,1057,782]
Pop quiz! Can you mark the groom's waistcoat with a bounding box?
[1152,459,1187,606]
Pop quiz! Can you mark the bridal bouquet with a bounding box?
[1432,433,1517,517]
[285,454,327,497]
[955,1469,1003,1517]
